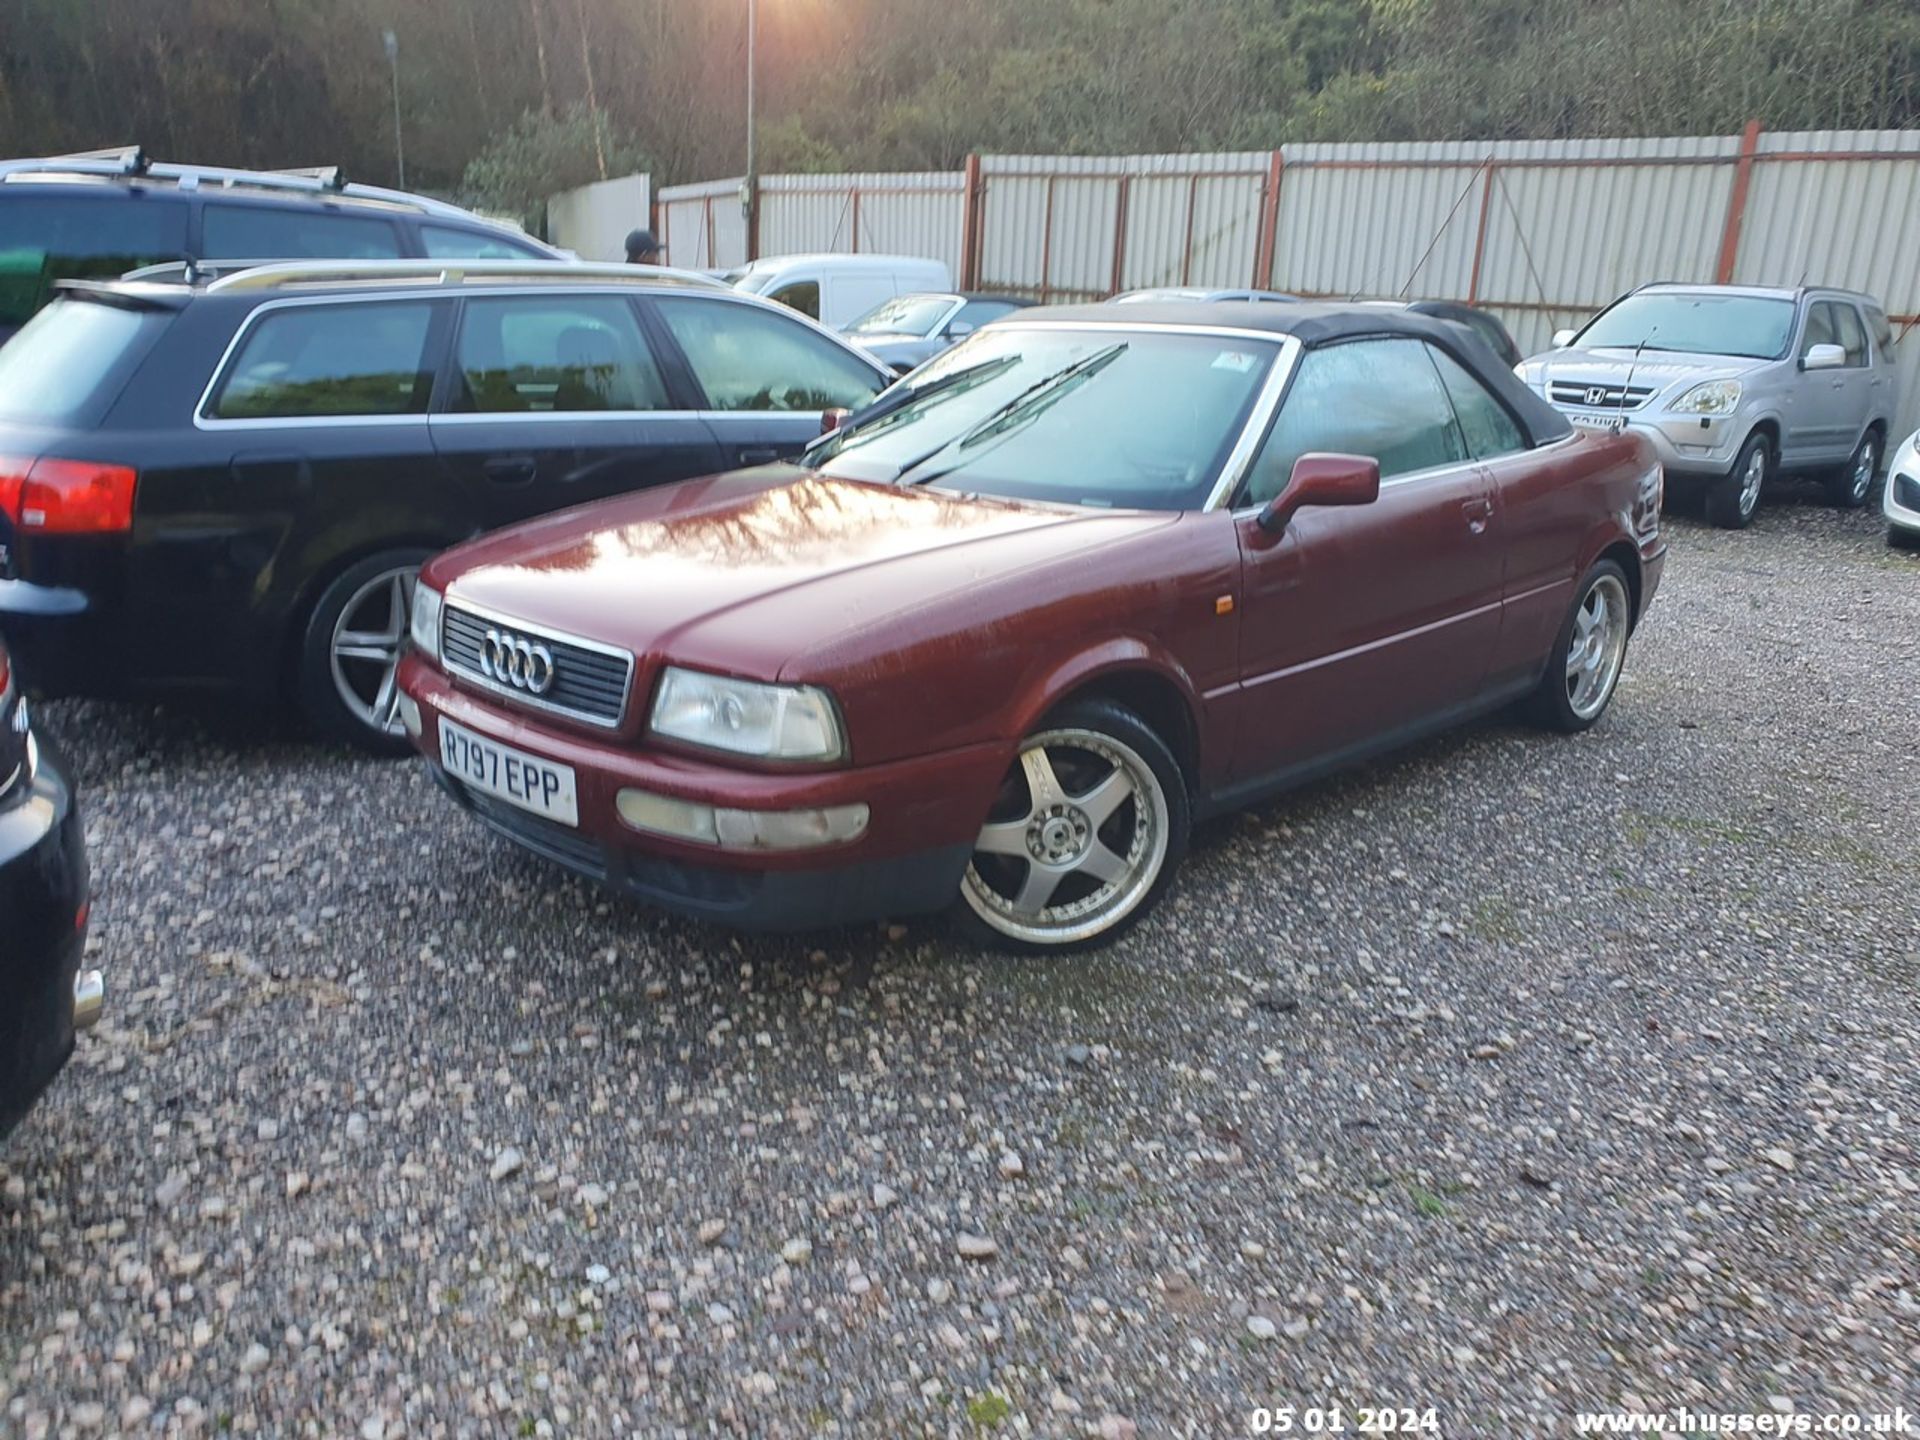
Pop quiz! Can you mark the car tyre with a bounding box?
[297,549,432,757]
[950,699,1189,954]
[1827,429,1881,509]
[1528,559,1634,734]
[1706,432,1770,529]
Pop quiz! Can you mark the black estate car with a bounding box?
[0,634,99,1142]
[0,147,559,343]
[0,260,893,752]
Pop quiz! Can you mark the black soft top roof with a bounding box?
[1019,300,1572,445]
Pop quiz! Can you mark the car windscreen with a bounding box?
[0,296,170,426]
[807,327,1279,511]
[847,295,952,337]
[1577,292,1795,360]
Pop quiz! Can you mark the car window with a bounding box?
[421,224,545,260]
[765,280,821,320]
[201,203,403,260]
[1865,305,1895,358]
[1243,338,1467,507]
[848,294,953,336]
[1832,303,1869,367]
[956,299,1020,327]
[1803,302,1839,355]
[0,298,170,425]
[1428,344,1527,460]
[0,194,189,327]
[654,297,884,412]
[1580,291,1795,360]
[210,301,436,419]
[453,295,669,413]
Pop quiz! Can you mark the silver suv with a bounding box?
[1518,284,1897,528]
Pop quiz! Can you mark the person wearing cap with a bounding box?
[625,228,662,265]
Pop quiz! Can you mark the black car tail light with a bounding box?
[0,455,139,535]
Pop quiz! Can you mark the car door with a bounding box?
[645,294,890,469]
[1783,300,1862,465]
[1230,337,1504,784]
[429,291,723,523]
[1827,301,1878,455]
[137,296,453,680]
[1428,341,1581,689]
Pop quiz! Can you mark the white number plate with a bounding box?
[439,717,579,827]
[1569,410,1627,432]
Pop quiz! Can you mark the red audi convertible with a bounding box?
[398,305,1665,952]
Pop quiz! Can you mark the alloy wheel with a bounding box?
[1851,436,1879,502]
[1738,443,1767,518]
[329,565,419,740]
[960,727,1169,946]
[1565,572,1630,721]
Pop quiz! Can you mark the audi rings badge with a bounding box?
[480,628,557,695]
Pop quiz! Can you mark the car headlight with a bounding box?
[1671,379,1742,415]
[650,666,846,762]
[1892,429,1920,476]
[409,580,443,662]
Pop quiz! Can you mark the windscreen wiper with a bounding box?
[894,343,1129,486]
[812,354,1021,457]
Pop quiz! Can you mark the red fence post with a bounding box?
[1110,176,1132,296]
[1467,160,1496,304]
[960,154,984,290]
[1717,119,1763,284]
[1252,149,1284,289]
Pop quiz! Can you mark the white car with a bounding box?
[1885,428,1920,551]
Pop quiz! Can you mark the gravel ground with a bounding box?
[4,498,1918,1439]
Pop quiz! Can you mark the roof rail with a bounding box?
[201,258,728,294]
[0,152,517,229]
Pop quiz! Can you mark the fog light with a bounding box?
[397,693,423,739]
[616,788,869,851]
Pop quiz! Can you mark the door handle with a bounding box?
[736,446,782,466]
[481,455,538,485]
[1462,496,1494,535]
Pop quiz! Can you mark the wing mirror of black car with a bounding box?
[1258,453,1382,534]
[943,320,975,340]
[1801,342,1846,371]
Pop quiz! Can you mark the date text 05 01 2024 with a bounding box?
[1250,1407,1441,1434]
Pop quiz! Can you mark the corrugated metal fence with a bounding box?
[616,127,1920,427]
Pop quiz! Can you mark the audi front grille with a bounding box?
[441,604,634,728]
[1549,381,1657,411]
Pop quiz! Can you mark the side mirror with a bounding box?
[1802,342,1845,371]
[944,320,975,340]
[1551,328,1577,348]
[1257,453,1382,534]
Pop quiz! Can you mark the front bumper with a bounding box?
[402,657,999,932]
[1884,466,1920,536]
[1553,409,1746,479]
[0,732,94,1141]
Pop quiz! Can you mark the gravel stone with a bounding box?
[5,507,1916,1435]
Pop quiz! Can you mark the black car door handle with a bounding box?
[482,456,539,485]
[735,447,782,466]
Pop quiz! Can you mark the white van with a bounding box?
[725,253,952,331]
